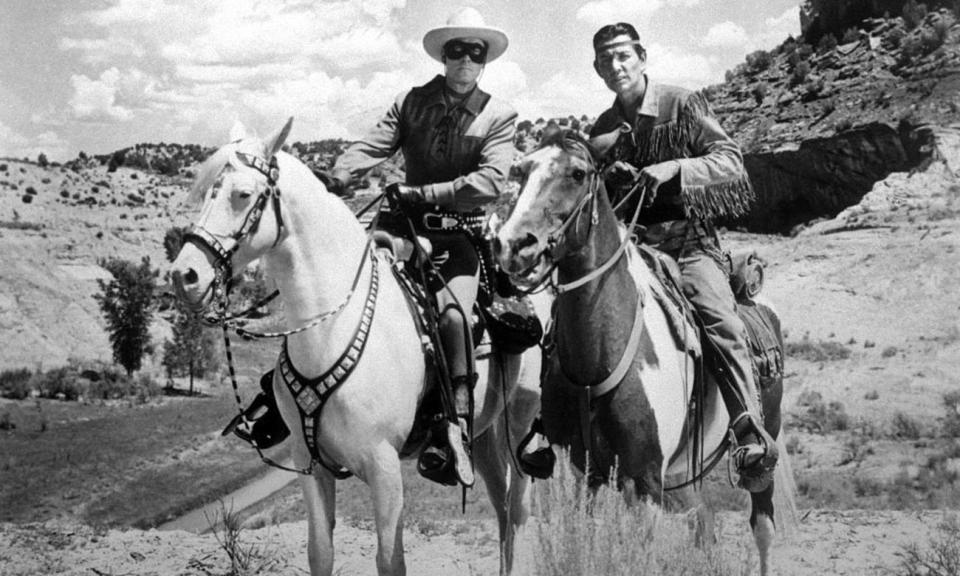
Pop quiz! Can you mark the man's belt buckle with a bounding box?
[422,213,459,231]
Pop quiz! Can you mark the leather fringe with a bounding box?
[637,91,713,165]
[681,176,756,220]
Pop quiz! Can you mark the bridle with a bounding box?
[520,138,647,295]
[181,150,284,324]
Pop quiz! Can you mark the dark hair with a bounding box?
[592,23,646,60]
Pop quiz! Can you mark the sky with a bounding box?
[0,0,801,161]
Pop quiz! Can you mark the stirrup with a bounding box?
[728,413,778,493]
[221,392,290,450]
[517,418,555,479]
[448,419,475,487]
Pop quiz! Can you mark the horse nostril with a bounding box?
[516,233,538,252]
[492,236,503,256]
[183,269,199,285]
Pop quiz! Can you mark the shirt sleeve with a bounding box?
[425,104,518,211]
[674,92,754,219]
[331,91,407,185]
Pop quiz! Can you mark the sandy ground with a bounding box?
[0,509,953,575]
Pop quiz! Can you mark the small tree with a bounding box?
[162,302,219,394]
[902,0,927,30]
[751,82,770,105]
[37,153,49,168]
[95,257,158,377]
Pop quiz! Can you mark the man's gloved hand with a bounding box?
[603,161,639,189]
[314,169,348,197]
[385,182,427,204]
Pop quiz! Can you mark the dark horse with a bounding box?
[495,128,796,575]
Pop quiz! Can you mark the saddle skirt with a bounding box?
[632,243,702,359]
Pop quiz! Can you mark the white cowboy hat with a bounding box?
[422,7,509,63]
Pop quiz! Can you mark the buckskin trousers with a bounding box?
[678,248,762,419]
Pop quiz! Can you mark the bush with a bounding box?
[0,368,33,399]
[897,514,960,575]
[903,0,928,30]
[943,391,960,438]
[785,335,851,362]
[817,33,838,53]
[841,28,860,44]
[892,411,924,439]
[791,62,812,87]
[792,390,850,433]
[751,82,769,105]
[528,454,745,575]
[745,49,774,73]
[32,367,85,400]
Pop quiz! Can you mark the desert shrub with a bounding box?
[746,49,774,72]
[785,335,851,362]
[724,69,735,83]
[792,390,850,433]
[528,454,747,575]
[887,26,907,48]
[791,61,812,86]
[892,411,924,439]
[903,0,928,30]
[901,35,925,63]
[897,514,960,576]
[942,391,960,438]
[751,82,769,105]
[922,26,946,53]
[25,186,37,195]
[841,28,860,44]
[31,367,85,400]
[797,42,814,59]
[0,368,33,399]
[882,346,899,358]
[20,194,32,204]
[206,500,278,575]
[817,33,838,53]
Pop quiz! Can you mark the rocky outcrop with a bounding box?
[734,121,960,233]
[800,0,956,44]
[736,123,911,232]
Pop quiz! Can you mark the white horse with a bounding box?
[169,118,544,576]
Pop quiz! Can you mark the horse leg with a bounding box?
[474,426,529,576]
[300,467,337,576]
[663,486,716,548]
[750,482,776,576]
[366,446,406,576]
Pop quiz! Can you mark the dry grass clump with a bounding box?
[896,513,960,576]
[206,500,278,576]
[526,454,751,576]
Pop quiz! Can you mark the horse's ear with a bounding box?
[540,123,563,148]
[229,121,250,142]
[264,117,294,159]
[587,122,631,164]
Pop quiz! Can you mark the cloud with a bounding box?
[575,0,700,27]
[646,43,719,88]
[576,0,663,27]
[702,21,749,49]
[59,36,146,65]
[511,71,611,121]
[68,68,134,121]
[751,6,801,49]
[0,121,71,161]
[310,27,407,70]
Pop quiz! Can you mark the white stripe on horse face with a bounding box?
[505,146,579,243]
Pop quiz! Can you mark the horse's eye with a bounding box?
[571,169,586,183]
[236,189,253,200]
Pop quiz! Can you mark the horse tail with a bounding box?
[772,426,801,538]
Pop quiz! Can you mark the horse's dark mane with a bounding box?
[537,126,594,165]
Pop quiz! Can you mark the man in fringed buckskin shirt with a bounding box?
[589,22,778,490]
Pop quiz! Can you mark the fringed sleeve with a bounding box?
[673,90,755,220]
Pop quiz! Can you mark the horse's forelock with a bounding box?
[186,144,234,206]
[537,128,591,161]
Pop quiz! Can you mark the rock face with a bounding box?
[800,0,955,43]
[710,8,960,232]
[737,122,912,232]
